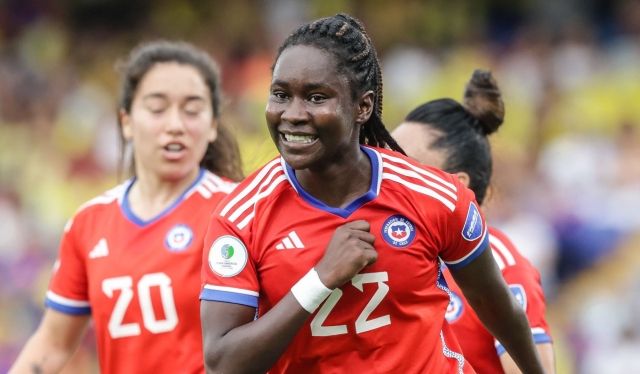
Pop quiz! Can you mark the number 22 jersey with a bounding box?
[201,146,489,374]
[46,169,236,374]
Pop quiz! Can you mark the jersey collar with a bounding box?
[120,168,205,227]
[282,146,382,219]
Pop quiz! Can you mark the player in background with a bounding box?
[10,41,243,374]
[392,70,556,374]
[200,14,545,374]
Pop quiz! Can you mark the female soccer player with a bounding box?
[200,14,545,373]
[392,70,556,374]
[10,41,242,374]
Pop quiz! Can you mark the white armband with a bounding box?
[291,268,332,314]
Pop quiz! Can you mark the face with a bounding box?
[392,122,447,169]
[266,45,373,170]
[120,62,217,181]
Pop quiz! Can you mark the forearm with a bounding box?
[204,293,310,374]
[9,332,76,374]
[501,343,556,374]
[467,291,544,374]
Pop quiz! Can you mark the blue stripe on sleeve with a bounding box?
[533,332,553,344]
[45,298,92,315]
[200,288,258,308]
[495,332,553,356]
[446,233,489,270]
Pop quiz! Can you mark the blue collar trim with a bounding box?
[284,146,380,219]
[121,168,205,227]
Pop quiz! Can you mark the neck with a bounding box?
[127,167,201,221]
[295,145,372,209]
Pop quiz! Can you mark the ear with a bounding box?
[120,109,133,140]
[355,90,375,126]
[208,118,219,143]
[455,171,471,188]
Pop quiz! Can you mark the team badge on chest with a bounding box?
[382,215,416,247]
[445,291,464,322]
[165,224,193,252]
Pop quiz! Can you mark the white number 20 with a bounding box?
[102,272,178,339]
[311,271,390,336]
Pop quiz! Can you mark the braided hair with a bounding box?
[274,14,405,155]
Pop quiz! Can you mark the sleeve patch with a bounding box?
[461,202,483,241]
[208,236,248,277]
[509,284,527,311]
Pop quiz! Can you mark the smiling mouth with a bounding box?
[282,133,318,144]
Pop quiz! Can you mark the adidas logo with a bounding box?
[276,231,305,250]
[89,238,109,259]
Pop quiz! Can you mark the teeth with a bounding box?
[284,134,316,143]
[166,144,183,152]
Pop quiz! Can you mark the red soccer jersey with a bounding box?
[200,146,489,373]
[46,169,235,374]
[442,227,552,374]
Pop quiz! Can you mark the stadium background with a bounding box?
[1,0,640,372]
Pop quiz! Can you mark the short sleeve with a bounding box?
[200,213,259,308]
[45,218,91,315]
[438,180,489,269]
[494,265,553,355]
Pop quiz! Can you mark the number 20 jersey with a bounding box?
[46,170,236,374]
[200,146,488,374]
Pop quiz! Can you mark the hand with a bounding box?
[315,220,378,290]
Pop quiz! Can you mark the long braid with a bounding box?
[275,14,405,155]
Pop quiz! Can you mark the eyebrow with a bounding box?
[271,80,334,91]
[141,93,206,102]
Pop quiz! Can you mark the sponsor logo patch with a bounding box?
[445,291,464,322]
[208,236,248,277]
[461,202,483,241]
[509,284,527,310]
[165,224,193,252]
[382,215,416,248]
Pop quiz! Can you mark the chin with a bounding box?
[278,150,314,170]
[157,164,198,182]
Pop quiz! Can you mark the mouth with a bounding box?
[164,143,185,152]
[280,132,318,147]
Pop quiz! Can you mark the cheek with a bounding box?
[265,102,280,127]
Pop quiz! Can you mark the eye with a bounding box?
[272,91,288,101]
[309,94,326,103]
[184,105,204,116]
[149,107,166,114]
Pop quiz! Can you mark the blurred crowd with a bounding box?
[1,0,640,372]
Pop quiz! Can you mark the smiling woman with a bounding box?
[9,41,242,374]
[199,14,545,374]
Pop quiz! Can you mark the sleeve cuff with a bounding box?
[45,291,91,315]
[200,285,259,308]
[495,327,553,356]
[443,229,489,270]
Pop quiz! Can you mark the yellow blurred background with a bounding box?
[1,1,640,372]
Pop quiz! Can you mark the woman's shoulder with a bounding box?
[213,156,289,217]
[373,146,460,212]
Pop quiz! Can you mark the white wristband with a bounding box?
[291,268,333,314]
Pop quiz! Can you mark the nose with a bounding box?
[166,106,185,134]
[280,97,309,125]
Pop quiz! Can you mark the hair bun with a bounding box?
[462,70,505,135]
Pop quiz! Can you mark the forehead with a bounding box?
[137,62,210,98]
[272,45,348,88]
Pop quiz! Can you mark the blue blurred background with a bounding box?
[1,1,640,373]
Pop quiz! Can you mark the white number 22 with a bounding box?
[311,271,390,336]
[102,272,178,339]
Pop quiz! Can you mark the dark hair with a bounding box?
[117,41,243,182]
[404,70,505,204]
[274,14,405,155]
